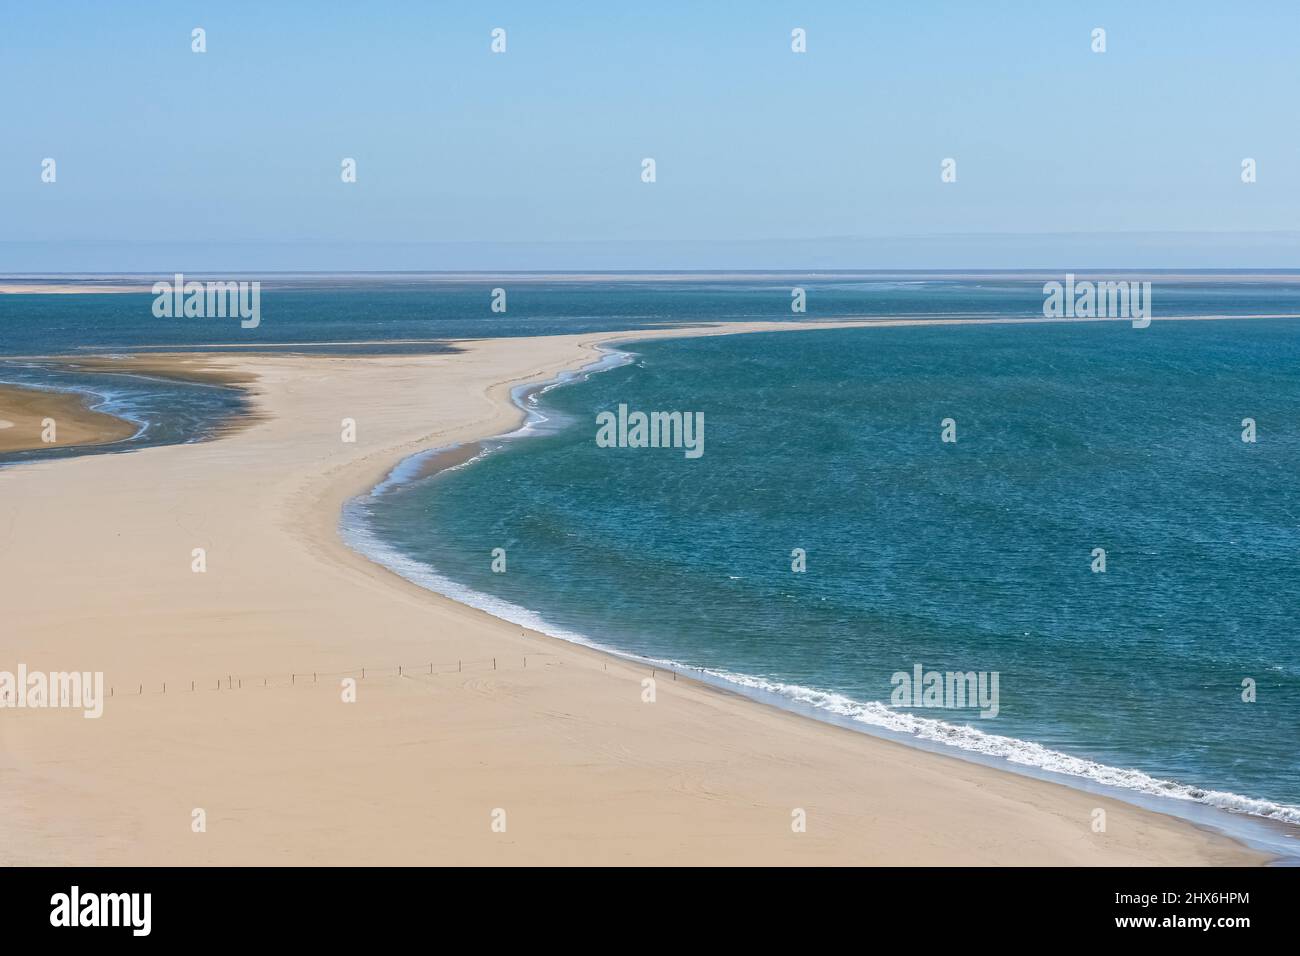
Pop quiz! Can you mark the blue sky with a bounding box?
[2,1,1299,269]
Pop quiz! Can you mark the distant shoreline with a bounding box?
[6,269,1300,294]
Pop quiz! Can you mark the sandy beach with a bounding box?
[0,321,1270,865]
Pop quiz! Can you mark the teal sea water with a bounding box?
[6,277,1300,843]
[4,274,1300,356]
[351,316,1300,835]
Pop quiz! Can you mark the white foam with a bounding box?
[366,345,636,499]
[340,501,601,650]
[504,346,635,440]
[693,668,1300,827]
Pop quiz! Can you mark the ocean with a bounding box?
[5,276,1300,847]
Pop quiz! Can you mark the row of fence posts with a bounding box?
[108,654,677,697]
[106,654,578,696]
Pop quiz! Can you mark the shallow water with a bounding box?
[354,318,1300,833]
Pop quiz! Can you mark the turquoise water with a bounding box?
[7,277,1300,832]
[3,275,1299,355]
[10,273,1295,466]
[355,318,1300,826]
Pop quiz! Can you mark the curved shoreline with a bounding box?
[341,331,1300,860]
[0,322,1280,865]
[0,379,141,454]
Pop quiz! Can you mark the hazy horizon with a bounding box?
[4,1,1298,272]
[6,231,1300,274]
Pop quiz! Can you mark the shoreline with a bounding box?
[0,321,1283,865]
[7,271,1300,292]
[3,309,1300,365]
[344,333,1300,860]
[0,381,140,454]
[0,359,258,463]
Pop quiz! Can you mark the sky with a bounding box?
[2,1,1299,270]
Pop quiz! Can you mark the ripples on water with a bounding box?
[354,318,1300,841]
